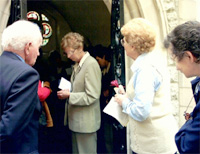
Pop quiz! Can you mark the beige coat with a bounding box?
[64,55,102,133]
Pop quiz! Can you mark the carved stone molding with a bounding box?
[168,66,178,83]
[163,0,179,32]
[154,0,179,122]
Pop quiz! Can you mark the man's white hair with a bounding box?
[1,20,42,51]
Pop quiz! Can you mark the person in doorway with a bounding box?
[48,50,72,82]
[164,20,200,154]
[0,20,42,154]
[57,32,101,154]
[114,18,178,154]
[47,50,73,153]
[94,45,114,153]
[38,80,52,127]
[37,80,54,153]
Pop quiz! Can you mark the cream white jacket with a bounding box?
[126,52,178,154]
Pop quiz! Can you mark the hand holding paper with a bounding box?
[58,77,71,91]
[103,97,129,127]
[114,84,125,94]
[118,85,125,94]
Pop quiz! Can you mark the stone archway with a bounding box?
[0,0,199,153]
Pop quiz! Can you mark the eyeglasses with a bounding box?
[63,49,76,56]
[121,38,125,47]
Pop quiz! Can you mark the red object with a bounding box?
[110,80,119,87]
[38,80,51,102]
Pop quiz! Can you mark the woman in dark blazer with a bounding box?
[164,20,200,154]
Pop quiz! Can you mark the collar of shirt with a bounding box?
[131,53,147,72]
[13,52,25,63]
[102,62,111,75]
[74,51,90,71]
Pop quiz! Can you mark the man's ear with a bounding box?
[185,51,200,63]
[24,42,31,55]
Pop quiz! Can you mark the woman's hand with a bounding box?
[184,113,191,121]
[118,85,125,94]
[114,93,127,106]
[57,89,70,100]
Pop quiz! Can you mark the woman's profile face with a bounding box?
[121,38,132,56]
[174,51,199,78]
[175,56,190,77]
[122,37,140,60]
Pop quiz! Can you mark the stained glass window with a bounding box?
[27,11,52,46]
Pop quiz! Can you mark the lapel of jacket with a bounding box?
[71,64,81,91]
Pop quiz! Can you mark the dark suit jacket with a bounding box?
[175,77,200,153]
[0,51,42,154]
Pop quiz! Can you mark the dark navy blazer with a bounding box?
[175,77,200,154]
[0,51,42,154]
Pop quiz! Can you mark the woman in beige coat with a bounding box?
[57,32,101,154]
[114,18,178,154]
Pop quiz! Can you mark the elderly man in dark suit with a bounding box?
[57,32,101,154]
[0,20,43,154]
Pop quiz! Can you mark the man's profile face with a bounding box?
[96,56,107,69]
[25,39,42,66]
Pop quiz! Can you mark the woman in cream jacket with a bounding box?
[114,18,178,154]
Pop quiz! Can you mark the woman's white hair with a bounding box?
[1,20,42,51]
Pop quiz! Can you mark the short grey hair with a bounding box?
[1,20,42,51]
[61,32,84,50]
[164,20,200,61]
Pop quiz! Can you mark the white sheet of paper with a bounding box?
[58,77,71,91]
[114,87,119,94]
[103,97,129,127]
